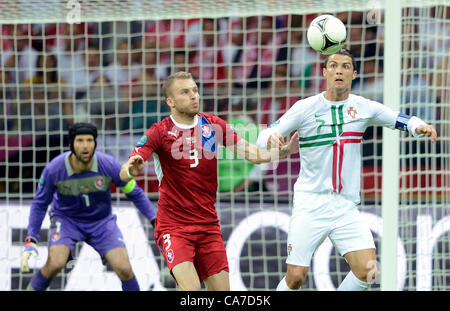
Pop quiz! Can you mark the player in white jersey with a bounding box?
[256,49,437,291]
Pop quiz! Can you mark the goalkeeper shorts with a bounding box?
[155,223,229,282]
[48,213,126,262]
[286,190,375,267]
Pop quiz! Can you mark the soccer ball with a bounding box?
[307,15,347,55]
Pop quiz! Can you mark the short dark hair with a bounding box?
[323,48,357,71]
[68,122,97,153]
[69,122,97,140]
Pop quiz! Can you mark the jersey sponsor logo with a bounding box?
[95,178,105,190]
[168,130,178,137]
[136,135,148,147]
[347,107,357,119]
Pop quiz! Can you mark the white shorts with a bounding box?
[286,191,375,267]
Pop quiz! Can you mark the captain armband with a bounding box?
[395,113,412,131]
[121,179,137,194]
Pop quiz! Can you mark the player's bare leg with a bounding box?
[278,264,309,290]
[27,244,70,290]
[104,247,140,290]
[344,248,377,281]
[203,270,229,291]
[40,244,71,278]
[104,247,135,280]
[171,261,202,291]
[339,248,377,290]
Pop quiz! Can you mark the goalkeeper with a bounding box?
[257,49,437,291]
[21,122,156,291]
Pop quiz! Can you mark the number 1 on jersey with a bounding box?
[82,194,90,207]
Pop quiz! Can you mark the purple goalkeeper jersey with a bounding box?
[27,151,156,241]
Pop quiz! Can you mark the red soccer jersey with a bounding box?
[130,113,240,227]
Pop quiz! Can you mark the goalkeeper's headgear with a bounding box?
[68,122,98,154]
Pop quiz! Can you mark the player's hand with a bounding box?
[285,132,299,155]
[267,132,285,149]
[128,155,145,177]
[416,124,437,143]
[20,237,39,273]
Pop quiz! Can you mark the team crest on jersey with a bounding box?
[166,249,175,263]
[95,178,105,190]
[347,107,357,119]
[199,116,216,153]
[201,124,212,138]
[51,232,61,242]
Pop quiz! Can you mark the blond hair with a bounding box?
[162,71,194,98]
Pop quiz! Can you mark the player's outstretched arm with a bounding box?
[21,167,55,272]
[416,124,437,142]
[370,102,438,143]
[230,132,299,164]
[120,155,145,181]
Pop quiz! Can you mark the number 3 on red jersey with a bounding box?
[189,149,199,168]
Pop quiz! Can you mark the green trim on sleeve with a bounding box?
[121,179,136,194]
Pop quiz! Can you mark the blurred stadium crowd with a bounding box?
[1,11,447,132]
[0,10,448,194]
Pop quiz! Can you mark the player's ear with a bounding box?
[352,70,357,80]
[166,97,173,108]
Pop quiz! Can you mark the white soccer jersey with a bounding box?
[257,92,426,203]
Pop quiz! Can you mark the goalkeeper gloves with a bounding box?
[20,237,39,273]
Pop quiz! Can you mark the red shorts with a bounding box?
[155,223,229,282]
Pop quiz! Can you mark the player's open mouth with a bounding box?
[335,78,344,82]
